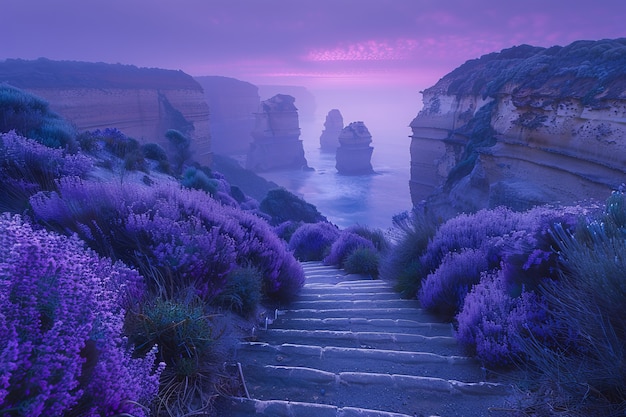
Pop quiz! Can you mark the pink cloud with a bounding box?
[304,39,419,62]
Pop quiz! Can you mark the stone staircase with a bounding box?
[217,262,516,417]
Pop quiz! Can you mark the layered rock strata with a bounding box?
[0,58,212,165]
[319,109,344,151]
[246,94,308,171]
[336,121,374,175]
[195,76,260,155]
[409,39,626,216]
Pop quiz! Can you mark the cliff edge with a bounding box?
[0,58,211,165]
[410,39,626,217]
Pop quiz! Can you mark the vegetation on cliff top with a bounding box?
[0,58,201,90]
[434,38,626,104]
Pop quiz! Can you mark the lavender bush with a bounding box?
[419,248,490,318]
[0,213,161,416]
[288,221,340,261]
[30,178,304,302]
[456,270,553,367]
[0,131,92,212]
[514,196,626,414]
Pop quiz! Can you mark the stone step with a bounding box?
[236,365,510,417]
[257,329,460,354]
[276,307,435,320]
[236,342,483,381]
[299,284,396,295]
[287,298,421,310]
[295,291,399,301]
[214,397,416,417]
[304,280,393,288]
[269,317,454,337]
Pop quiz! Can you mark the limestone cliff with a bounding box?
[246,94,308,171]
[195,76,259,155]
[336,121,374,175]
[410,39,626,216]
[0,58,211,165]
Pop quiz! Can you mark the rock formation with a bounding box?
[257,85,316,123]
[0,58,212,165]
[409,39,626,217]
[336,121,374,175]
[246,94,308,171]
[319,109,343,151]
[195,76,260,155]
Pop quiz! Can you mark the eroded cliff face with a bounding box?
[195,76,259,155]
[0,58,211,165]
[410,40,626,217]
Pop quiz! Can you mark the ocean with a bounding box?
[256,120,414,231]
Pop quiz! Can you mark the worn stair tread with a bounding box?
[236,342,483,380]
[269,317,454,336]
[295,292,399,301]
[287,299,421,309]
[257,328,459,353]
[243,365,510,396]
[278,307,436,320]
[215,397,417,417]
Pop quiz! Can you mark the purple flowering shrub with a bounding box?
[456,270,553,367]
[516,196,626,412]
[0,213,161,416]
[419,205,591,318]
[419,248,490,318]
[30,178,304,302]
[0,131,92,212]
[323,230,376,267]
[288,221,340,261]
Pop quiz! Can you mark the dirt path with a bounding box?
[217,262,519,417]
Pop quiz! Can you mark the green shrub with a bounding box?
[343,246,380,278]
[181,166,218,195]
[213,266,263,317]
[141,142,169,162]
[126,294,228,414]
[260,188,327,225]
[166,129,192,175]
[380,210,438,297]
[0,84,77,150]
[347,224,390,253]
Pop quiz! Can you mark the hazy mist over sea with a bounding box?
[254,86,417,230]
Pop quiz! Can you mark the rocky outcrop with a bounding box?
[409,39,626,216]
[195,76,259,155]
[246,94,308,171]
[319,109,344,151]
[336,121,374,175]
[257,85,316,123]
[0,58,211,165]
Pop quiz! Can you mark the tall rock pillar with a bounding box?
[246,94,308,171]
[335,121,374,175]
[319,109,343,151]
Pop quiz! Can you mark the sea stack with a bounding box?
[335,121,374,175]
[246,94,308,171]
[319,109,343,151]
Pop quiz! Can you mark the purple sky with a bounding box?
[3,0,626,136]
[3,0,625,89]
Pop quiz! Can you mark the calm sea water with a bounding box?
[256,122,414,230]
